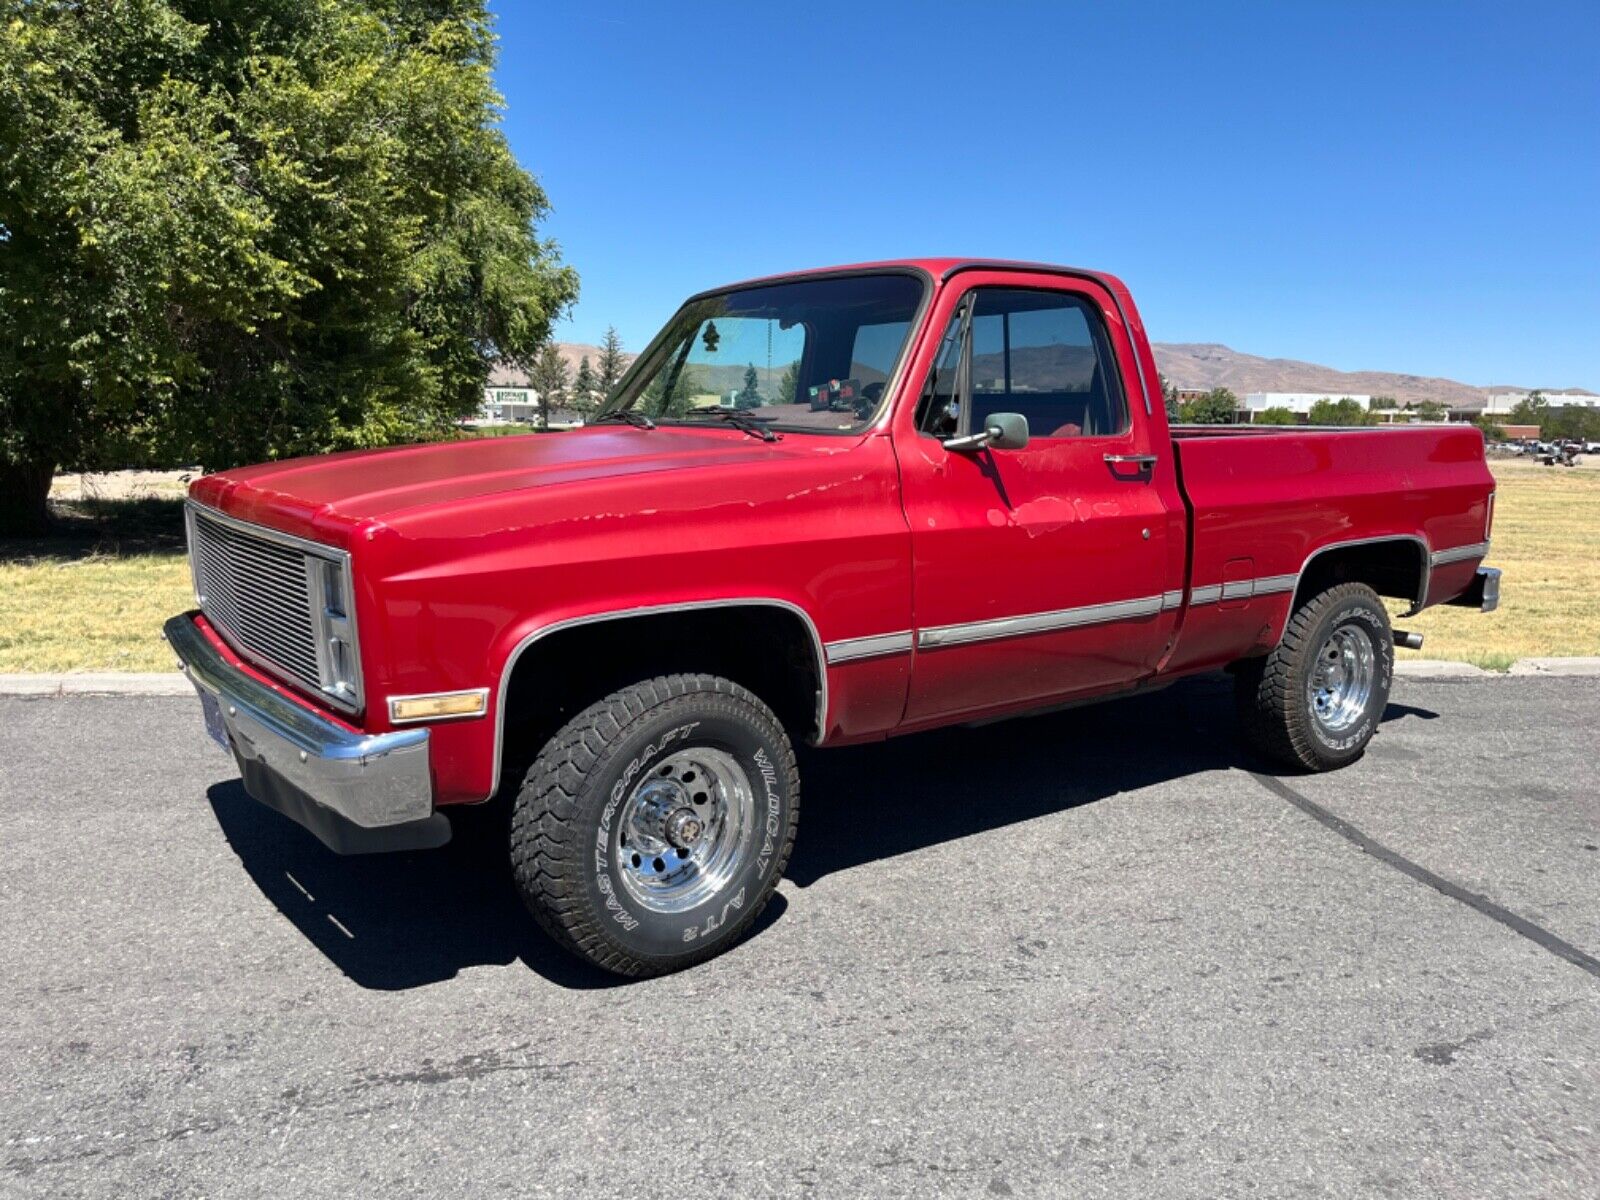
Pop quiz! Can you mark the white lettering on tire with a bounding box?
[592,721,700,933]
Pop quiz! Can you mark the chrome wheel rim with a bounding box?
[1307,624,1376,733]
[615,748,754,914]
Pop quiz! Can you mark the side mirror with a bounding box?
[943,411,1030,453]
[986,412,1029,449]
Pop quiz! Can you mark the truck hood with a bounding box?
[190,427,834,545]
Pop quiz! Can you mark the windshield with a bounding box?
[601,272,925,433]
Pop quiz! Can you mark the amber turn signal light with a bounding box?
[388,689,489,724]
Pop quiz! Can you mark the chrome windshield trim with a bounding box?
[917,594,1165,651]
[824,631,914,665]
[602,266,935,437]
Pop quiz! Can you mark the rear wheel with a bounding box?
[510,674,799,976]
[1235,583,1393,772]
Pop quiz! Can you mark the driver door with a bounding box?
[894,274,1177,724]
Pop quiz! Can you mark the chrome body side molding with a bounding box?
[824,631,915,664]
[917,594,1166,650]
[1430,541,1491,567]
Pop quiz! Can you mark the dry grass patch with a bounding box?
[0,498,191,673]
[1390,458,1600,668]
[2,458,1597,674]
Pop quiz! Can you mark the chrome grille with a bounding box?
[188,507,327,699]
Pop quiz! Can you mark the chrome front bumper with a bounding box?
[164,613,450,854]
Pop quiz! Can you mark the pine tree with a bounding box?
[597,326,628,398]
[1159,373,1181,421]
[530,343,570,430]
[736,364,763,410]
[573,356,599,416]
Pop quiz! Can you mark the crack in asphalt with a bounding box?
[1252,772,1600,981]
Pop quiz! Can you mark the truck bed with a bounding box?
[1161,424,1495,675]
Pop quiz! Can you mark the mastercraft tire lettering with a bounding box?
[510,674,799,976]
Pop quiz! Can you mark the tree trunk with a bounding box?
[0,456,55,536]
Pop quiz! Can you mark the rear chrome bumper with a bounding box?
[164,613,449,854]
[1446,566,1501,613]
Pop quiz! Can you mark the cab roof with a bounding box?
[691,258,1134,303]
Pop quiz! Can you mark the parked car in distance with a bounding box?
[166,258,1499,975]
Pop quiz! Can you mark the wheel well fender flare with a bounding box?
[488,598,828,799]
[1276,534,1431,646]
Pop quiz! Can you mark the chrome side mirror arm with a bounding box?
[942,425,997,453]
[944,412,1030,453]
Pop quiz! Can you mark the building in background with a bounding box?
[1483,390,1600,412]
[1448,389,1600,423]
[1241,393,1373,422]
[474,364,585,426]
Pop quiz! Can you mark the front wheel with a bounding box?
[510,674,799,976]
[1235,582,1394,772]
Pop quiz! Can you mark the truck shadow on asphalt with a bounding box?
[208,673,1439,991]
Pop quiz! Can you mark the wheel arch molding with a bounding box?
[488,599,828,801]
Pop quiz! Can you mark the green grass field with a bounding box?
[2,459,1596,673]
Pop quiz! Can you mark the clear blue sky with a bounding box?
[491,1,1599,390]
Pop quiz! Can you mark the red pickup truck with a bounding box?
[166,258,1499,975]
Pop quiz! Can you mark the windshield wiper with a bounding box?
[589,409,656,430]
[685,406,782,442]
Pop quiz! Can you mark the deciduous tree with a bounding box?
[1307,397,1375,426]
[0,0,578,532]
[1179,388,1238,425]
[1253,406,1298,426]
[1510,391,1548,427]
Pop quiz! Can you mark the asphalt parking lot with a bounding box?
[2,674,1597,1198]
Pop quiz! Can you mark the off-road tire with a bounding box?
[510,674,799,977]
[1235,583,1393,772]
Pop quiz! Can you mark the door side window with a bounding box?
[967,289,1128,439]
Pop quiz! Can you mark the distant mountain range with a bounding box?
[535,341,1596,410]
[1152,343,1597,408]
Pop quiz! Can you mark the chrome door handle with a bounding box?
[1104,454,1158,465]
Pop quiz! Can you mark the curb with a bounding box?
[3,659,1599,697]
[0,673,192,697]
[1506,657,1600,677]
[1393,661,1491,678]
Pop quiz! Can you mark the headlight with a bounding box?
[312,556,364,708]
